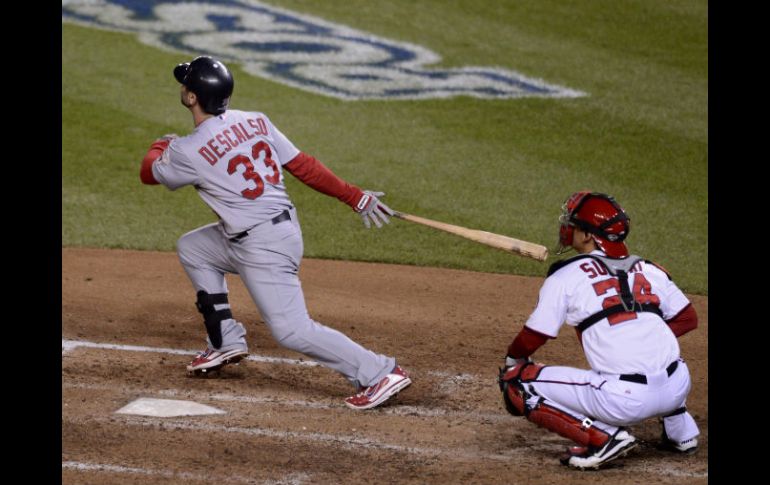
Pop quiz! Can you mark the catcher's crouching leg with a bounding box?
[498,362,611,449]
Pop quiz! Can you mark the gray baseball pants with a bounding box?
[176,207,395,389]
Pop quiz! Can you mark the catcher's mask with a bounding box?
[174,56,234,115]
[557,191,630,258]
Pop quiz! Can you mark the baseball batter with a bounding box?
[498,191,700,469]
[139,56,411,410]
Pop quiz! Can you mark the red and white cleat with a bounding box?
[344,365,412,410]
[186,347,248,376]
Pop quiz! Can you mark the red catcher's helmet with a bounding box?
[557,192,630,258]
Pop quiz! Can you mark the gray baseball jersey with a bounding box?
[152,110,298,237]
[152,110,396,389]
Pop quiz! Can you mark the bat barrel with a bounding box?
[393,211,548,262]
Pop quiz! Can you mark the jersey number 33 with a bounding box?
[227,141,280,200]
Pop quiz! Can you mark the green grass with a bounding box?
[62,0,707,294]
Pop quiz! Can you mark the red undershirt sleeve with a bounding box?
[139,139,170,185]
[665,303,698,338]
[507,326,553,359]
[284,152,365,209]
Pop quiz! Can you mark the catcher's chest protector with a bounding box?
[548,254,663,332]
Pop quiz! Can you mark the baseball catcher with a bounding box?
[498,191,700,469]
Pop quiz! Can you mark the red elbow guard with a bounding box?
[139,139,170,185]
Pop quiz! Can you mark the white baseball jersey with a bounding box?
[525,250,690,375]
[152,110,299,237]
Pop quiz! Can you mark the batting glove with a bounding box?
[356,190,395,229]
[159,133,179,142]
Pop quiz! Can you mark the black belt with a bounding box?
[228,210,291,242]
[618,360,679,385]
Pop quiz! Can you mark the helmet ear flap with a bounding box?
[557,223,575,255]
[556,192,590,255]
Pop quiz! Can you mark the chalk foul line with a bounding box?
[62,460,310,485]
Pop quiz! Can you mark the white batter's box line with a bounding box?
[62,338,320,367]
[63,415,710,477]
[62,460,311,485]
[61,338,480,379]
[63,380,511,423]
[66,414,526,463]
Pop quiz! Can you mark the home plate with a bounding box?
[115,398,226,417]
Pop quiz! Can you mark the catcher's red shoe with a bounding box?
[345,365,412,410]
[186,347,248,376]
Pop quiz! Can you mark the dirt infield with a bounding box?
[62,247,708,484]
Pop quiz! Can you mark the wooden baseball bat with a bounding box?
[393,211,549,262]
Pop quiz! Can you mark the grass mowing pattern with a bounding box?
[62,0,707,293]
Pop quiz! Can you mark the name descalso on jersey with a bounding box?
[152,110,300,237]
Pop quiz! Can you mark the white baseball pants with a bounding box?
[521,359,700,443]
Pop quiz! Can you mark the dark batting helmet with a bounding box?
[174,56,234,115]
[557,191,630,258]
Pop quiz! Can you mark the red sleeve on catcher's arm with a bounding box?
[139,139,170,185]
[665,303,698,337]
[284,152,364,209]
[507,326,552,359]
